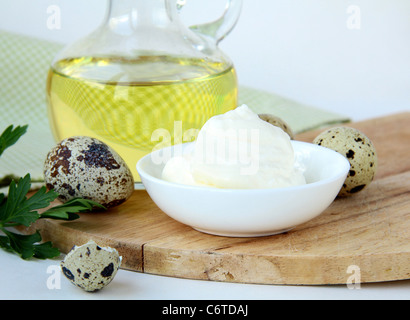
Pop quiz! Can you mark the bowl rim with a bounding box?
[136,140,351,194]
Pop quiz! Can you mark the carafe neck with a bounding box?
[105,0,178,30]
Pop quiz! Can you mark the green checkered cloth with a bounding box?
[0,30,350,184]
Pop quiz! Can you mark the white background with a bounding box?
[1,0,410,300]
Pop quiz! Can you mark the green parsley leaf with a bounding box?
[33,241,61,260]
[41,197,105,221]
[0,175,106,259]
[0,235,13,252]
[0,124,107,260]
[0,179,106,259]
[0,125,28,157]
[0,174,58,227]
[0,230,60,259]
[3,229,42,259]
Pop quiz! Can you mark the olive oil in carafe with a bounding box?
[46,56,238,182]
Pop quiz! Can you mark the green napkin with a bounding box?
[0,31,61,184]
[238,87,350,134]
[0,30,350,184]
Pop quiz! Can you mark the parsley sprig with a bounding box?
[0,125,104,259]
[0,124,28,157]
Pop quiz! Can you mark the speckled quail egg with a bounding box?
[313,127,377,197]
[61,240,122,292]
[44,136,134,208]
[258,114,295,139]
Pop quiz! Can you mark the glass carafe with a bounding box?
[46,0,242,183]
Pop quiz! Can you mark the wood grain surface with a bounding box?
[23,112,410,285]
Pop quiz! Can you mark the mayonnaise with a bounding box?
[161,105,306,189]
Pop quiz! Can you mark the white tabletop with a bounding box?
[1,0,409,300]
[2,248,410,300]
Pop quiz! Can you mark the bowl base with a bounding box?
[192,227,294,238]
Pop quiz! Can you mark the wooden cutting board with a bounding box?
[24,112,410,285]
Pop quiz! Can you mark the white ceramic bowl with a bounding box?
[137,141,350,237]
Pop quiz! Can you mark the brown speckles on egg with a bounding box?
[47,145,72,177]
[105,198,126,208]
[96,177,105,186]
[349,184,366,194]
[60,240,122,292]
[61,183,76,197]
[44,136,134,208]
[346,149,355,159]
[101,263,115,278]
[78,142,121,170]
[258,114,295,139]
[62,266,75,281]
[313,127,378,197]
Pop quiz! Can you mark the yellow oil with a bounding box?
[46,56,238,182]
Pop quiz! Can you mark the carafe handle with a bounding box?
[185,0,243,44]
